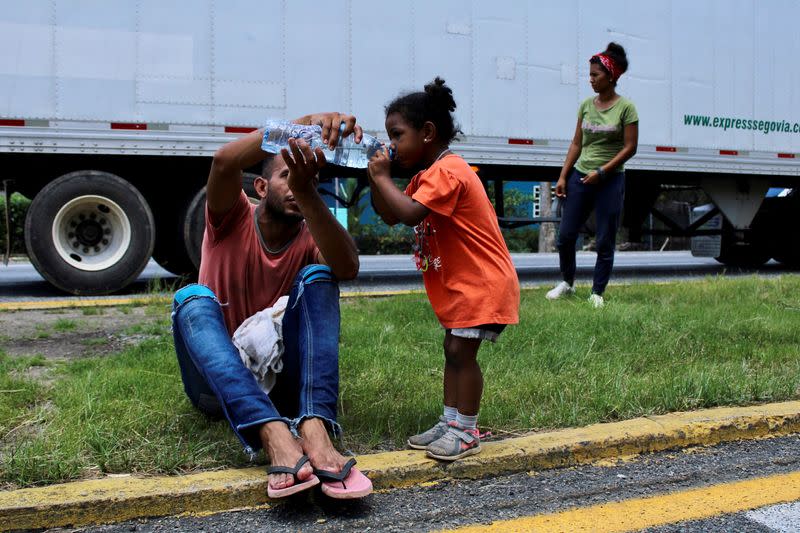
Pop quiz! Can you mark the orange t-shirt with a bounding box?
[405,154,520,329]
[198,191,319,335]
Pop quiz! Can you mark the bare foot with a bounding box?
[298,418,348,474]
[260,421,312,489]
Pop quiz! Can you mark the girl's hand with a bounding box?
[581,171,600,185]
[368,146,392,181]
[555,177,567,198]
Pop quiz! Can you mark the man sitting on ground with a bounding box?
[171,112,371,499]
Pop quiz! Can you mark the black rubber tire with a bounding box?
[765,195,800,268]
[715,238,770,268]
[153,232,197,277]
[24,171,155,295]
[152,188,202,278]
[772,250,800,268]
[714,218,770,268]
[184,186,207,271]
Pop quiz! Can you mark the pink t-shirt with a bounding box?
[198,191,320,335]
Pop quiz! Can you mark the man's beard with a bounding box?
[264,195,304,224]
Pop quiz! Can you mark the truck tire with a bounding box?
[151,190,201,278]
[764,195,800,268]
[715,234,770,268]
[183,186,206,271]
[713,215,771,268]
[24,171,156,295]
[772,249,800,268]
[184,174,261,270]
[152,227,197,277]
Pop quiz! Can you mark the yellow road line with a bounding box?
[2,401,800,531]
[441,470,800,533]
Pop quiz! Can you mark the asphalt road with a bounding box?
[0,251,793,301]
[79,434,800,532]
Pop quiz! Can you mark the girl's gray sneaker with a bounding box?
[425,421,482,461]
[407,416,449,450]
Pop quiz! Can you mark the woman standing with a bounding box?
[546,42,638,308]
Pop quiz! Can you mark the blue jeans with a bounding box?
[171,264,341,456]
[557,168,625,295]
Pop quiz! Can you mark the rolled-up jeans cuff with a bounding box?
[237,416,294,452]
[292,414,342,439]
[171,283,218,320]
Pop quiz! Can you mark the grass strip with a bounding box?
[1,276,799,487]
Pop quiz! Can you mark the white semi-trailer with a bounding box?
[1,0,798,294]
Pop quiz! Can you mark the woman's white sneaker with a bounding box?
[588,293,605,308]
[546,281,575,300]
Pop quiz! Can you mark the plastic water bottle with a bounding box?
[261,119,393,169]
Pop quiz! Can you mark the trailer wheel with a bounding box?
[766,196,800,268]
[714,220,770,268]
[152,226,197,277]
[715,240,770,268]
[772,250,800,268]
[184,186,207,271]
[24,171,155,295]
[151,190,201,278]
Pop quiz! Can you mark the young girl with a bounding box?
[367,78,520,461]
[546,42,639,308]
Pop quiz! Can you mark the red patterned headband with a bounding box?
[592,53,620,81]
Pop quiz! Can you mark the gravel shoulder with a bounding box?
[0,304,168,360]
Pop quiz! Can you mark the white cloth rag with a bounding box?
[232,295,289,394]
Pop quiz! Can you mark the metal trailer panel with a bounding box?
[753,0,800,154]
[1,0,800,166]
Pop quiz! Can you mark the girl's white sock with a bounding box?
[456,411,478,429]
[443,405,458,422]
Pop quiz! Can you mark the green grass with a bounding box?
[81,338,108,347]
[33,326,50,340]
[0,353,47,459]
[125,320,170,336]
[2,276,800,487]
[1,337,236,487]
[81,307,105,316]
[52,319,79,332]
[144,303,170,317]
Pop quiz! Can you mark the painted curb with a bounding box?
[0,296,171,311]
[1,401,799,531]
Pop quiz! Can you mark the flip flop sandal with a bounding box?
[267,454,320,499]
[313,458,373,499]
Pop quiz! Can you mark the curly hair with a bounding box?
[385,77,461,143]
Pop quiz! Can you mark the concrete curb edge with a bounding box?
[2,401,799,531]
